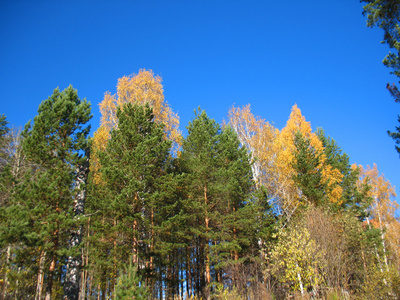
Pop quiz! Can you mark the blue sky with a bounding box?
[1,0,399,206]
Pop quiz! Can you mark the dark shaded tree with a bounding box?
[292,131,326,206]
[317,128,371,218]
[14,85,91,300]
[361,0,400,155]
[180,109,257,298]
[93,103,172,298]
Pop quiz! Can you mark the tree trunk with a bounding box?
[204,186,211,286]
[296,263,304,296]
[64,149,90,300]
[35,250,46,300]
[2,245,11,300]
[45,257,56,300]
[79,217,91,300]
[186,247,191,298]
[375,204,389,272]
[366,216,388,284]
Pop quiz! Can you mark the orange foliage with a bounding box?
[229,104,344,218]
[356,164,399,267]
[227,104,278,188]
[92,69,181,183]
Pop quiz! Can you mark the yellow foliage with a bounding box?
[227,104,278,188]
[115,70,181,149]
[274,105,319,213]
[274,104,343,214]
[356,164,400,269]
[268,224,325,293]
[228,104,344,217]
[92,69,182,184]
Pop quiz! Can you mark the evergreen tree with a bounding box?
[0,115,8,137]
[317,129,371,217]
[0,114,9,169]
[95,102,172,297]
[13,85,91,299]
[115,261,149,299]
[181,109,255,297]
[0,114,10,203]
[292,131,326,206]
[361,0,400,156]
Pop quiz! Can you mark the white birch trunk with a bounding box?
[64,149,90,300]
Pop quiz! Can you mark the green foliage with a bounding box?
[361,0,400,155]
[211,283,242,300]
[180,108,259,295]
[388,116,400,155]
[0,114,9,139]
[361,263,400,299]
[0,114,10,177]
[268,222,325,294]
[362,0,400,77]
[92,102,174,296]
[6,85,92,297]
[292,131,326,206]
[316,128,371,217]
[115,262,149,299]
[2,82,399,299]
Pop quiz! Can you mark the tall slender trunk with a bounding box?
[197,240,203,297]
[186,246,192,298]
[14,267,20,300]
[133,193,139,266]
[45,255,57,300]
[199,240,206,298]
[2,245,11,300]
[167,254,172,300]
[79,217,91,300]
[113,218,117,300]
[375,205,389,271]
[64,149,90,300]
[150,207,154,294]
[35,250,46,300]
[233,206,239,261]
[96,283,101,300]
[204,186,211,286]
[296,263,304,296]
[45,223,59,300]
[366,217,388,283]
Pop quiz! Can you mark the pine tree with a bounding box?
[95,102,172,297]
[115,261,149,299]
[0,114,10,169]
[361,0,400,156]
[0,114,10,204]
[181,109,255,298]
[14,85,91,299]
[292,131,326,206]
[316,129,371,217]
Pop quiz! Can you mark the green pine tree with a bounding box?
[181,109,257,297]
[11,85,91,299]
[361,0,400,156]
[316,128,371,218]
[115,261,149,299]
[292,131,326,206]
[95,102,172,297]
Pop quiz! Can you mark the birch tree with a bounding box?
[92,69,181,183]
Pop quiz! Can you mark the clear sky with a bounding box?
[1,0,399,207]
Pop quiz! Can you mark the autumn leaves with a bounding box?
[93,69,392,222]
[86,69,399,297]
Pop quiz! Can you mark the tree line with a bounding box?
[0,69,399,300]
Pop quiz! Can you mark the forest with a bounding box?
[0,69,399,300]
[1,1,400,300]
